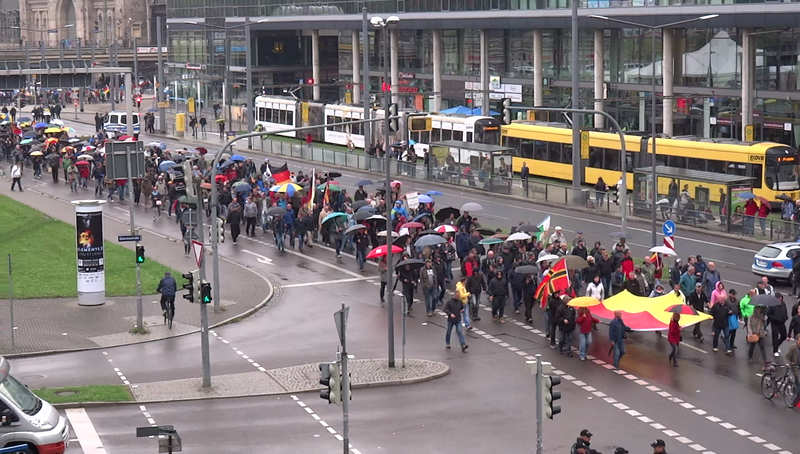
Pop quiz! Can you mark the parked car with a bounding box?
[751,242,800,281]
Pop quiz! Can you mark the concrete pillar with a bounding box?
[662,28,674,137]
[703,97,711,138]
[742,28,754,140]
[533,29,543,107]
[480,29,490,116]
[311,29,321,101]
[608,29,619,83]
[639,95,646,132]
[352,30,360,105]
[432,29,443,112]
[390,28,399,106]
[593,29,605,129]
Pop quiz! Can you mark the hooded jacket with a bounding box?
[709,282,727,308]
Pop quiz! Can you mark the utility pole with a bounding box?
[334,304,351,454]
[361,8,370,146]
[195,175,212,388]
[380,22,395,368]
[123,72,143,332]
[157,16,166,133]
[570,0,581,203]
[245,19,253,148]
[133,36,138,82]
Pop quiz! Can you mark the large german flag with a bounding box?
[269,163,291,185]
[536,259,570,307]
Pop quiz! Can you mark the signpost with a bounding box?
[334,304,351,454]
[662,220,676,237]
[192,240,203,268]
[117,235,142,242]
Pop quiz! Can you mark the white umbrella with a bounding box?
[77,154,94,161]
[536,254,560,263]
[461,202,483,212]
[377,230,399,238]
[506,232,532,242]
[398,227,409,236]
[50,119,65,126]
[649,245,677,257]
[435,224,456,233]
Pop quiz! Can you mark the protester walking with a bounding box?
[444,296,468,352]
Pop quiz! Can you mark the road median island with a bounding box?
[34,384,133,404]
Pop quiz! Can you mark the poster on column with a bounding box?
[75,210,105,293]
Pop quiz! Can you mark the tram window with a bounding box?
[453,130,464,141]
[706,160,724,174]
[520,139,534,158]
[534,141,547,160]
[430,128,440,142]
[727,162,746,176]
[279,109,287,125]
[626,153,634,172]
[546,142,560,162]
[441,129,452,141]
[589,147,603,168]
[258,107,266,121]
[560,144,572,164]
[688,158,705,171]
[326,115,335,129]
[504,137,520,154]
[668,156,687,168]
[466,132,473,142]
[602,149,619,171]
[752,164,763,188]
[287,111,294,125]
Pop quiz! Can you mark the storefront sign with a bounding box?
[136,47,167,54]
[399,72,415,79]
[464,81,523,102]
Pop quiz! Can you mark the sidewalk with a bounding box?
[0,184,277,356]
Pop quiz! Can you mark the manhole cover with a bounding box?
[19,374,46,381]
[55,391,78,397]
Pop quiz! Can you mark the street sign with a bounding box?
[662,220,676,237]
[663,236,676,254]
[334,305,350,348]
[192,240,203,268]
[157,101,170,108]
[105,141,146,181]
[117,235,142,242]
[180,209,198,226]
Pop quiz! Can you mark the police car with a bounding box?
[103,111,140,138]
[751,242,800,281]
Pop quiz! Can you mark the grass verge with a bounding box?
[33,385,133,404]
[0,194,178,299]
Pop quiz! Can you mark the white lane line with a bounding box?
[240,236,364,278]
[679,341,708,354]
[290,395,362,454]
[282,277,374,288]
[65,408,108,454]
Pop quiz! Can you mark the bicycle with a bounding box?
[760,364,799,408]
[162,296,175,329]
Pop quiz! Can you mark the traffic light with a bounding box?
[388,103,398,132]
[319,362,342,405]
[201,282,212,305]
[135,245,145,264]
[182,270,200,303]
[172,172,186,198]
[501,98,512,125]
[541,361,561,419]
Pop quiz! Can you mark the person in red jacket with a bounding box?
[744,198,758,235]
[667,313,682,367]
[757,200,770,236]
[576,307,600,361]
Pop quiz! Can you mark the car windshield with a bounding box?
[756,246,782,259]
[0,375,39,414]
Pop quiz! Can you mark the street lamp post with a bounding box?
[371,14,399,369]
[588,14,717,246]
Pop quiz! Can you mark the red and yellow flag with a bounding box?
[536,259,570,307]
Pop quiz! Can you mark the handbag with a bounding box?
[746,318,762,343]
[728,314,739,331]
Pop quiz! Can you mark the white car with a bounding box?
[751,242,800,281]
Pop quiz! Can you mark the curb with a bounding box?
[50,361,449,409]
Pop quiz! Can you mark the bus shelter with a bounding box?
[632,166,756,234]
[429,140,514,194]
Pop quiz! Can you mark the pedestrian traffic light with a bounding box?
[135,245,145,263]
[182,270,200,303]
[540,361,561,419]
[201,282,212,305]
[319,362,342,405]
[388,103,398,132]
[501,98,512,125]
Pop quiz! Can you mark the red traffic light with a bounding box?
[307,78,314,85]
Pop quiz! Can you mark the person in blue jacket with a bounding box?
[609,310,632,370]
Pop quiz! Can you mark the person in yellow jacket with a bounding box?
[455,275,473,330]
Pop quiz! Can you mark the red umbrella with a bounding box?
[195,147,208,154]
[74,160,91,166]
[403,221,424,229]
[435,224,457,233]
[665,304,699,316]
[117,135,131,141]
[366,244,402,259]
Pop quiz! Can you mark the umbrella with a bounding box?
[22,131,39,139]
[415,235,446,248]
[435,225,457,233]
[219,160,237,170]
[83,145,96,152]
[265,207,287,217]
[322,212,348,225]
[221,152,232,160]
[390,180,402,187]
[345,225,367,235]
[426,190,443,196]
[517,224,538,233]
[34,122,47,129]
[751,294,782,307]
[74,160,90,166]
[412,213,430,222]
[649,245,677,257]
[479,237,503,245]
[395,258,425,270]
[19,138,33,145]
[29,151,43,156]
[609,232,629,239]
[230,154,246,162]
[17,117,31,123]
[435,207,460,221]
[515,265,539,275]
[63,128,77,135]
[352,210,374,222]
[403,221,424,229]
[776,194,794,203]
[665,305,699,316]
[77,154,94,161]
[536,254,560,263]
[216,118,226,123]
[318,182,342,192]
[476,227,496,236]
[556,255,589,270]
[351,200,369,211]
[50,119,65,126]
[356,179,373,187]
[117,135,132,141]
[367,215,387,222]
[736,192,756,200]
[507,232,532,242]
[148,141,166,149]
[418,229,441,237]
[492,233,509,240]
[326,172,343,179]
[158,160,177,172]
[44,127,62,134]
[461,202,483,212]
[357,205,376,213]
[417,194,433,204]
[195,147,208,154]
[755,195,771,206]
[68,137,81,143]
[568,297,602,308]
[377,230,399,237]
[234,184,252,193]
[270,182,303,195]
[366,244,403,259]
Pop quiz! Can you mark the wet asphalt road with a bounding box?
[16,120,798,454]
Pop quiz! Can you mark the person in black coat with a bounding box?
[521,273,538,324]
[488,270,509,323]
[687,282,708,341]
[768,292,789,356]
[509,261,527,314]
[555,297,577,356]
[444,297,468,352]
[466,271,486,321]
[398,264,418,313]
[787,304,800,340]
[547,293,562,347]
[710,299,733,353]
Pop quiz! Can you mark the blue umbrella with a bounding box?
[412,213,431,222]
[426,190,443,196]
[34,122,48,129]
[357,205,376,213]
[418,194,433,204]
[322,212,348,224]
[22,131,38,139]
[229,154,246,162]
[737,192,756,200]
[219,160,236,169]
[356,179,373,187]
[234,184,252,193]
[158,160,177,172]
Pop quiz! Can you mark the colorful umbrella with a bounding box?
[417,194,433,204]
[318,183,342,192]
[321,212,348,224]
[44,138,58,146]
[44,127,62,134]
[34,122,47,129]
[568,297,602,308]
[366,244,402,259]
[426,190,444,196]
[230,154,246,162]
[29,151,43,156]
[19,138,33,145]
[74,160,90,166]
[63,127,77,135]
[479,237,503,245]
[158,160,177,172]
[270,182,303,195]
[356,179,373,186]
[435,224,457,233]
[665,305,698,316]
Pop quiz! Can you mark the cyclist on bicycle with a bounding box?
[156,272,177,318]
[786,337,800,384]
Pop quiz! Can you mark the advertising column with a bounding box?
[72,200,107,306]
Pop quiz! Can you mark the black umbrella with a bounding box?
[393,234,410,247]
[345,224,367,235]
[609,232,629,239]
[435,207,460,222]
[395,258,424,270]
[517,224,538,233]
[418,229,441,237]
[356,179,373,186]
[325,171,343,179]
[357,205,376,213]
[515,264,539,275]
[776,194,794,203]
[351,200,369,211]
[751,294,782,307]
[265,207,287,217]
[352,210,373,222]
[476,227,496,236]
[415,234,446,248]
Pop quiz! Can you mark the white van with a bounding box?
[103,111,140,138]
[0,357,70,453]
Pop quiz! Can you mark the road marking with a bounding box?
[65,408,107,454]
[290,395,362,454]
[282,277,374,288]
[241,249,274,265]
[679,341,708,354]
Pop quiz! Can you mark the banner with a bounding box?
[76,208,105,294]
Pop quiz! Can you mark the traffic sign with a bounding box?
[192,240,204,268]
[662,220,676,237]
[118,235,142,242]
